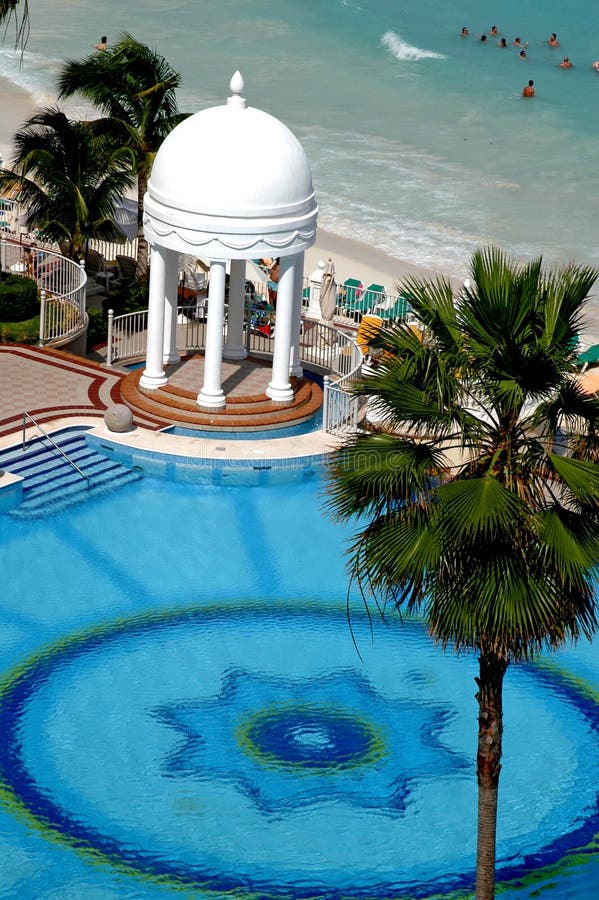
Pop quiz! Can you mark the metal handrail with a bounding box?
[22,411,89,486]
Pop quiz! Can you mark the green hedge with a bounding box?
[0,315,40,343]
[0,273,39,320]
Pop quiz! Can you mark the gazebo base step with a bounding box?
[119,362,322,432]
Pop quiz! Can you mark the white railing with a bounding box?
[106,306,209,366]
[323,376,362,433]
[0,235,87,344]
[301,275,413,326]
[105,304,364,434]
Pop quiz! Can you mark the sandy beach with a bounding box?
[305,229,465,297]
[0,75,35,164]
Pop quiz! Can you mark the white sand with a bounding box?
[0,76,36,165]
[306,228,466,296]
[307,229,599,344]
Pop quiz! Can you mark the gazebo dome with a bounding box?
[143,72,318,260]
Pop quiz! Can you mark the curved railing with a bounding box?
[0,235,87,345]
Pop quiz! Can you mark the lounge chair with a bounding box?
[362,283,386,310]
[577,343,599,373]
[85,248,106,278]
[116,254,137,283]
[341,277,369,315]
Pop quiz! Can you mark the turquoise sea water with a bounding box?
[0,0,598,275]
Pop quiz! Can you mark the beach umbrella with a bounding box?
[319,257,337,321]
[113,196,138,240]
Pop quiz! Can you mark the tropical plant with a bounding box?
[0,107,134,261]
[57,33,187,279]
[327,247,599,899]
[0,0,29,49]
[0,270,37,319]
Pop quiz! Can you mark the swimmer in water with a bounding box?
[461,26,469,37]
[522,79,535,98]
[558,56,573,68]
[548,33,560,47]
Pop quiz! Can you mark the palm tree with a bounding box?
[0,0,29,49]
[0,107,134,260]
[327,247,599,899]
[57,33,187,280]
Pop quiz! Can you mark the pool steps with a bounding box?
[0,429,142,518]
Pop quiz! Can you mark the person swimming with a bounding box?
[513,37,528,48]
[522,79,535,98]
[519,50,527,60]
[558,56,573,68]
[498,38,507,48]
[480,34,487,43]
[461,26,469,37]
[548,33,559,47]
[94,36,108,51]
[489,25,498,36]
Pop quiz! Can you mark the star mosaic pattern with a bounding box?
[154,668,470,814]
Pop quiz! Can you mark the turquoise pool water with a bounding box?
[0,459,598,898]
[162,409,323,441]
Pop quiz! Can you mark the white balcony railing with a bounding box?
[1,235,87,345]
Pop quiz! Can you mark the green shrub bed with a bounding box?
[0,273,39,320]
[0,315,40,343]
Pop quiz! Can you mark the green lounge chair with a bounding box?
[362,283,386,309]
[342,277,368,314]
[577,344,599,365]
[577,343,599,372]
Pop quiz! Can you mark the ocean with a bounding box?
[0,0,598,276]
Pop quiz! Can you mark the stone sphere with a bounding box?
[104,404,133,433]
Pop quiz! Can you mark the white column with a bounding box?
[223,257,247,360]
[266,254,295,403]
[163,248,181,365]
[140,244,168,389]
[289,251,304,378]
[198,259,226,409]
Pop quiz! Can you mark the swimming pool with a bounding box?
[0,457,597,898]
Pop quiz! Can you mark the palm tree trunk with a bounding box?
[136,170,149,281]
[475,652,507,900]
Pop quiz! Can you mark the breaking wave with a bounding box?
[381,30,445,61]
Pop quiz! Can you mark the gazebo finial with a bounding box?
[227,71,246,109]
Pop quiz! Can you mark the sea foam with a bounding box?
[381,30,445,62]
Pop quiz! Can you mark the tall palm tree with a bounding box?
[57,33,187,279]
[0,107,134,260]
[327,247,599,900]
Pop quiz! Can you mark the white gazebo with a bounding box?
[140,71,318,409]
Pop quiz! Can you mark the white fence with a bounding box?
[88,236,139,264]
[1,236,87,344]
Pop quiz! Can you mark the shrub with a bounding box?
[0,315,40,343]
[0,273,39,320]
